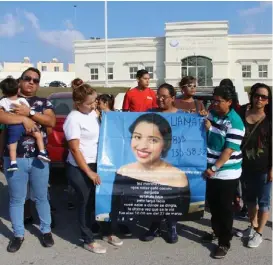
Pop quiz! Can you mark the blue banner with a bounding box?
[95,112,207,222]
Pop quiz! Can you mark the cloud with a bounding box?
[38,29,85,52]
[238,2,272,33]
[64,20,74,30]
[23,11,85,52]
[238,2,272,17]
[24,11,39,29]
[0,13,24,37]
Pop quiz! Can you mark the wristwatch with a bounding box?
[211,165,220,172]
[29,110,36,117]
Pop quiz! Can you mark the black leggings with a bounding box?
[66,162,112,244]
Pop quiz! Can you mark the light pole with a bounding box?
[73,5,77,65]
[104,0,108,88]
[74,5,77,30]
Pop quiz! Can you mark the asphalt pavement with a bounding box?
[0,171,272,265]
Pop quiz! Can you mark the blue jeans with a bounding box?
[4,157,51,237]
[242,171,272,213]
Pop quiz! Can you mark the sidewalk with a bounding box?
[0,172,271,265]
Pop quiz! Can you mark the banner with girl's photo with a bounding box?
[95,112,207,222]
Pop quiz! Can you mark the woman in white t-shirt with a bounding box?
[63,84,123,254]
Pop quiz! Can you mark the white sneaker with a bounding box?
[235,226,255,238]
[83,241,107,254]
[247,232,263,248]
[103,235,123,247]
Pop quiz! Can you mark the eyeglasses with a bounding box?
[254,93,269,101]
[157,95,172,100]
[212,99,226,105]
[22,75,40,84]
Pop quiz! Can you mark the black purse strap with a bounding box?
[242,115,265,151]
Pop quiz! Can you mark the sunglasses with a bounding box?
[22,75,40,84]
[183,84,196,89]
[254,93,269,101]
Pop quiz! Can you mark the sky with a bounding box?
[0,1,272,67]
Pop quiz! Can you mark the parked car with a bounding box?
[47,92,73,168]
[49,81,67,88]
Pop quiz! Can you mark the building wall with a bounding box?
[164,21,229,87]
[0,71,75,87]
[228,34,272,87]
[68,63,75,72]
[37,62,64,72]
[3,62,34,72]
[74,20,272,92]
[75,37,165,88]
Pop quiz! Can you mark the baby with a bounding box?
[0,77,50,171]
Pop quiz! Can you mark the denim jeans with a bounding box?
[4,157,51,237]
[242,171,272,212]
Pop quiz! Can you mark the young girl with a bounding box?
[97,94,115,112]
[0,77,50,171]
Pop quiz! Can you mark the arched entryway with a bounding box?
[181,56,213,86]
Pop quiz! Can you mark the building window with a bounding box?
[41,66,47,72]
[242,65,251,78]
[54,66,59,72]
[129,67,138,79]
[258,65,268,78]
[108,67,113,80]
[90,68,99,80]
[145,66,154,79]
[181,56,213,86]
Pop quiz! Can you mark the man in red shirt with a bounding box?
[122,69,158,112]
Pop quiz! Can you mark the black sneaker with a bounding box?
[37,151,51,162]
[42,233,54,247]
[7,237,24,253]
[213,245,229,259]
[24,216,34,225]
[118,224,132,237]
[7,163,18,172]
[141,223,161,242]
[201,232,217,243]
[166,223,178,244]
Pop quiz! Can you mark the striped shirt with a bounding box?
[207,109,245,180]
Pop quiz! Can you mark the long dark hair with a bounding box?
[249,83,272,123]
[97,94,115,111]
[129,113,172,158]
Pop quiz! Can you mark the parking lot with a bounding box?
[0,171,272,265]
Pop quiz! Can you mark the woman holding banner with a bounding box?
[64,84,123,254]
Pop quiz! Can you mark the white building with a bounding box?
[0,57,75,87]
[75,21,272,93]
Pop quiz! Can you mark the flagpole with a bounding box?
[104,0,108,88]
